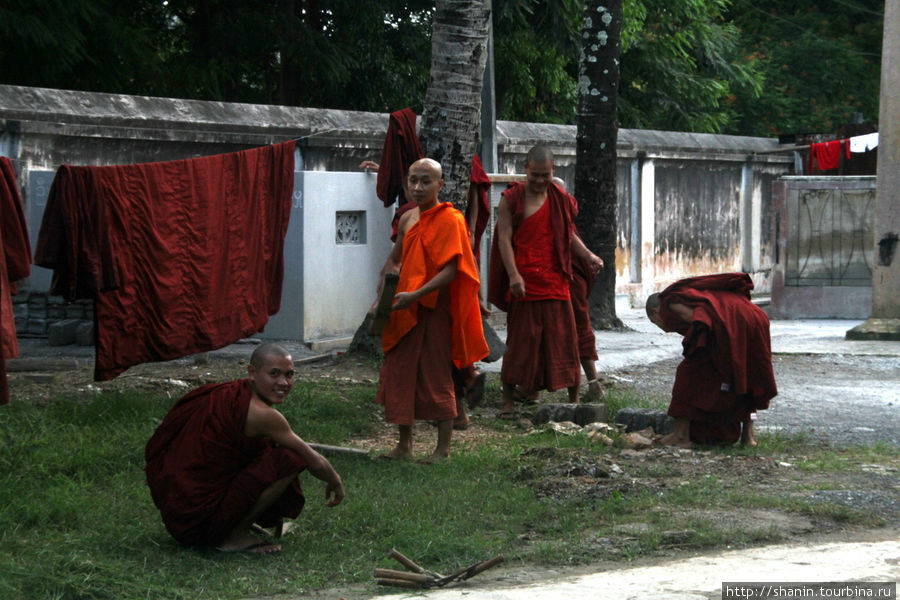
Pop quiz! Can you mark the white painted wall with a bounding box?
[262,170,394,342]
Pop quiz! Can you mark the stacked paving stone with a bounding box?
[13,291,94,346]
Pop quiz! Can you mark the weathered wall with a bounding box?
[1,84,794,343]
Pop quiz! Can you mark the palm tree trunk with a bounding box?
[419,0,491,210]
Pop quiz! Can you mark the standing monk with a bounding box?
[145,343,344,555]
[645,273,777,447]
[374,158,488,462]
[488,146,603,416]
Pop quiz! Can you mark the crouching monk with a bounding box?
[645,273,777,447]
[145,343,345,555]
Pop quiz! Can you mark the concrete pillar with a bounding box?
[739,160,760,272]
[629,156,642,282]
[848,0,900,340]
[639,158,656,296]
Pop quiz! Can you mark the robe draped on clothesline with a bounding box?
[35,141,294,381]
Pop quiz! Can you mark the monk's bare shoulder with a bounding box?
[398,206,420,235]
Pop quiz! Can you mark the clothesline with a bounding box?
[753,132,879,156]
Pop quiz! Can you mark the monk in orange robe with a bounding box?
[488,147,603,416]
[646,273,777,447]
[145,343,344,554]
[374,158,488,462]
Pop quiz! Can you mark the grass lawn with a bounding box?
[0,377,896,599]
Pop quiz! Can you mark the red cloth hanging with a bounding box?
[0,157,32,404]
[376,108,423,208]
[35,142,295,381]
[808,140,850,171]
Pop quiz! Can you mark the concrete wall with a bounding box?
[1,84,796,344]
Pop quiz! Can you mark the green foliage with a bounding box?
[0,0,883,136]
[725,0,883,135]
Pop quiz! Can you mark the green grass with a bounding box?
[0,380,896,599]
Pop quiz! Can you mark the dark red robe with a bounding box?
[376,108,423,209]
[145,380,307,547]
[659,273,777,444]
[35,142,294,381]
[0,157,32,404]
[570,248,598,361]
[466,154,492,261]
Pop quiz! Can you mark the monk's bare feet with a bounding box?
[217,532,282,555]
[740,420,757,447]
[654,433,692,449]
[378,446,413,461]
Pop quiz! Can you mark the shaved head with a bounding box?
[645,293,661,314]
[408,158,443,178]
[249,342,292,368]
[525,145,554,167]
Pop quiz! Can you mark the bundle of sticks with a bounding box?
[374,548,505,589]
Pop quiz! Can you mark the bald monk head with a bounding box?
[645,293,664,330]
[406,158,445,211]
[524,146,554,196]
[248,343,295,406]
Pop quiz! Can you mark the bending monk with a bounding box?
[374,158,488,462]
[645,273,777,448]
[145,343,344,555]
[488,146,602,416]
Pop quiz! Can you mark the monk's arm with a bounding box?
[392,257,458,311]
[246,406,345,507]
[371,227,405,312]
[496,197,525,297]
[571,232,604,272]
[667,302,695,324]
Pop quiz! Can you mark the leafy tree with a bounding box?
[493,0,582,124]
[725,0,883,136]
[618,0,764,133]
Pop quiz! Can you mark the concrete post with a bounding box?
[640,158,656,296]
[848,0,900,340]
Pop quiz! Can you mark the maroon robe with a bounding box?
[145,380,307,547]
[570,249,598,361]
[375,108,423,209]
[0,157,32,404]
[659,273,777,444]
[35,142,294,381]
[466,154,492,261]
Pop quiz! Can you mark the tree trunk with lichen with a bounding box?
[574,0,624,330]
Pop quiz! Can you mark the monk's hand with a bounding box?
[589,254,604,274]
[392,291,416,311]
[325,480,345,507]
[509,274,526,298]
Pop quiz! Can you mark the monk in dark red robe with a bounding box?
[0,157,32,405]
[374,159,488,462]
[145,343,344,554]
[646,273,777,447]
[488,147,603,416]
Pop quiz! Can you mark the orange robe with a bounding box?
[376,203,488,425]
